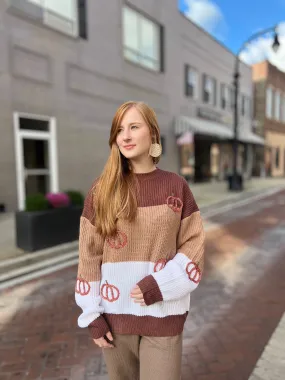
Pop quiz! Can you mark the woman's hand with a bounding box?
[93,331,114,348]
[130,285,146,306]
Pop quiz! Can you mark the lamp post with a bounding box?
[229,25,280,191]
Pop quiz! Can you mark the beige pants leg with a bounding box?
[139,335,182,380]
[103,334,182,380]
[103,334,140,380]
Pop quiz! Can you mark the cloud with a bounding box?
[240,22,285,72]
[182,0,227,41]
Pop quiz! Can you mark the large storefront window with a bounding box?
[177,131,195,181]
[210,144,220,178]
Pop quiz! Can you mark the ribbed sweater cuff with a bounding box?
[137,275,163,306]
[88,315,110,339]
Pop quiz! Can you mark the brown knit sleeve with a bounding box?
[137,275,163,306]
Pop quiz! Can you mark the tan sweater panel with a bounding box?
[177,211,205,272]
[102,205,180,264]
[77,216,104,282]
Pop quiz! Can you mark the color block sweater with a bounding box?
[75,168,205,339]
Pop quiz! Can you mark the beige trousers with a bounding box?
[103,333,182,380]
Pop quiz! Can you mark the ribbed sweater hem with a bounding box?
[103,312,188,337]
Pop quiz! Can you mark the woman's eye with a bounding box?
[131,125,138,129]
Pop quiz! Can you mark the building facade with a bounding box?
[253,61,285,177]
[0,0,261,211]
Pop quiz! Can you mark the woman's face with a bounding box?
[116,107,152,162]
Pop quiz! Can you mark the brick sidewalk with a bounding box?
[249,312,285,380]
[0,191,285,380]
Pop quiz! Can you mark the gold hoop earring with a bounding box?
[149,143,162,158]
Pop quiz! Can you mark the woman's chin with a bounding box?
[121,150,149,162]
[122,150,140,160]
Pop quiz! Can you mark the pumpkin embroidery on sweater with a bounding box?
[166,194,183,213]
[186,262,201,284]
[75,276,91,296]
[154,259,167,272]
[106,230,128,249]
[101,281,120,302]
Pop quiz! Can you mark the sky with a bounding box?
[178,0,285,71]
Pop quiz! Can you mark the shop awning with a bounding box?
[175,115,233,140]
[175,116,264,145]
[238,131,265,145]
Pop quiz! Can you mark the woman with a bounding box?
[75,101,205,380]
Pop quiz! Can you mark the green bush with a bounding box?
[25,193,49,212]
[64,190,84,206]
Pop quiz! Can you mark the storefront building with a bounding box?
[0,0,262,211]
[253,61,285,177]
[174,71,263,182]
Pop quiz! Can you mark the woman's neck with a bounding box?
[130,160,157,174]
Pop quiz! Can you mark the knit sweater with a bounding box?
[75,168,205,339]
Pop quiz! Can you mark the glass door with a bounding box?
[14,113,59,210]
[22,137,51,197]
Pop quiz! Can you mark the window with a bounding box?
[28,0,77,20]
[275,147,280,168]
[274,90,281,121]
[220,84,229,110]
[123,6,162,72]
[282,95,285,123]
[239,95,251,118]
[77,0,88,39]
[11,0,84,37]
[203,75,216,105]
[185,65,198,98]
[266,87,273,118]
[245,97,252,118]
[241,95,246,116]
[230,87,235,110]
[20,118,49,131]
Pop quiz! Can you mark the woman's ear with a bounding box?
[151,134,156,144]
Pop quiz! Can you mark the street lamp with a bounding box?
[229,25,281,191]
[272,31,281,52]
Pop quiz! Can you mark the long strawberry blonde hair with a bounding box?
[94,101,161,238]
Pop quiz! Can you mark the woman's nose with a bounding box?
[122,131,131,141]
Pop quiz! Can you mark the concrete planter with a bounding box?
[15,206,82,252]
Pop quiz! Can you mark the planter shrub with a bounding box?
[64,190,84,206]
[25,194,49,212]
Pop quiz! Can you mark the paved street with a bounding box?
[1,190,285,380]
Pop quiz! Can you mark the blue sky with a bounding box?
[178,0,285,71]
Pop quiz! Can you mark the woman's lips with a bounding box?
[123,145,136,150]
